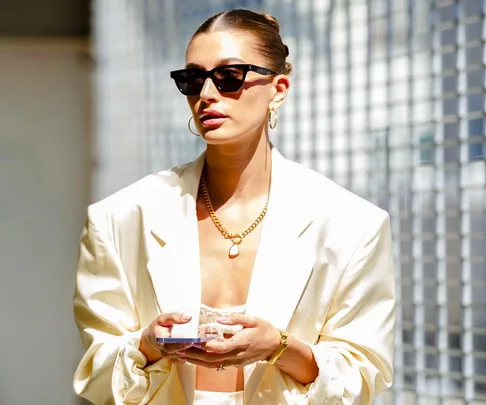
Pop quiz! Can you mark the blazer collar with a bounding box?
[146,147,317,404]
[149,146,314,248]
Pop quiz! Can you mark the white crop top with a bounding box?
[198,303,246,336]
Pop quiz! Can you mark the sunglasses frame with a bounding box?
[170,64,278,96]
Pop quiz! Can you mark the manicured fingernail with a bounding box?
[178,357,187,362]
[177,351,186,355]
[217,317,227,322]
[181,314,192,321]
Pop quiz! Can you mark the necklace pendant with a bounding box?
[229,244,240,259]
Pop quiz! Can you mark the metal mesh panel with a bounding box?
[92,1,486,404]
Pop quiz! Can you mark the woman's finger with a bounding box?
[205,333,249,354]
[162,342,194,354]
[156,312,192,327]
[181,358,222,368]
[178,347,241,362]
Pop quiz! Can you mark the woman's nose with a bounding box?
[199,77,219,102]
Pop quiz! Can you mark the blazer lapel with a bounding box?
[144,153,206,405]
[244,149,318,404]
[144,153,205,332]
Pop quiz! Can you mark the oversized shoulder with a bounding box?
[284,158,389,229]
[85,162,192,223]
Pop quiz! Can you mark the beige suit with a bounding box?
[73,148,396,405]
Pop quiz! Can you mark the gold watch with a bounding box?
[266,329,289,365]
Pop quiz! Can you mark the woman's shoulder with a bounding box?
[87,161,192,219]
[285,158,388,224]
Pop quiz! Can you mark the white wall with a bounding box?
[0,40,90,405]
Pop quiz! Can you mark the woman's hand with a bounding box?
[176,314,281,368]
[139,312,195,365]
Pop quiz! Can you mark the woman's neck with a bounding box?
[203,135,272,207]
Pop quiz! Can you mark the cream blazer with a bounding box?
[73,148,396,405]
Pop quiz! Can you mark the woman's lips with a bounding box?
[200,116,227,128]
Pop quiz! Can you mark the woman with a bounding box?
[73,9,396,405]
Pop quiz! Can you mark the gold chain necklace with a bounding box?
[200,174,268,259]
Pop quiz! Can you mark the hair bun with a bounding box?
[260,13,281,33]
[284,61,293,76]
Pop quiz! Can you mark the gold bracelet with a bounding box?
[266,329,289,365]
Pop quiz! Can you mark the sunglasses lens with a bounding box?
[173,70,205,96]
[172,66,246,95]
[213,66,245,92]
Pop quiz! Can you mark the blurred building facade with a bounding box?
[0,2,90,405]
[91,1,486,404]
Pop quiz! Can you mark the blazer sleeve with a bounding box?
[73,207,172,405]
[284,210,396,404]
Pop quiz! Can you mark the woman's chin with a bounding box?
[200,130,237,145]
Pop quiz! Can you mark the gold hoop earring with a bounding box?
[268,109,278,129]
[188,116,200,136]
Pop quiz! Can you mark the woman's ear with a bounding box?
[269,74,290,111]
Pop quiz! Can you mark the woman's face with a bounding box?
[184,30,287,145]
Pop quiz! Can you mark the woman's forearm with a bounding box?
[273,335,319,385]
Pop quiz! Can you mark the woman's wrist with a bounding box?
[271,335,319,385]
[264,326,283,361]
[265,328,289,364]
[139,330,164,365]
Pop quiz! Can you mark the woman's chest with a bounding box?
[197,214,263,308]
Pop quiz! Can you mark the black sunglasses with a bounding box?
[170,64,278,96]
